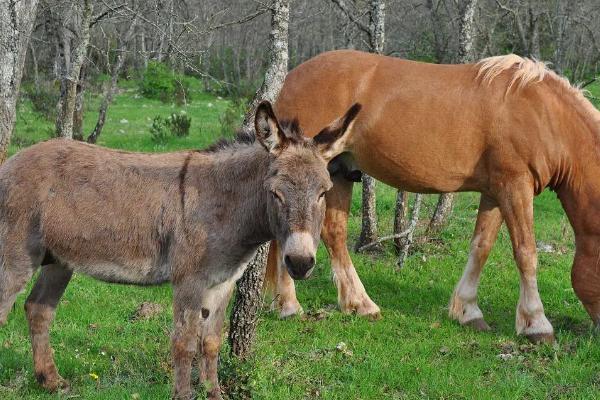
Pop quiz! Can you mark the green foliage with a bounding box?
[139,61,193,104]
[23,81,59,121]
[165,112,192,137]
[218,98,246,137]
[149,116,170,145]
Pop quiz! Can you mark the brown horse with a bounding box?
[265,49,600,344]
[0,101,360,399]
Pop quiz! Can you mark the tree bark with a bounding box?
[428,0,477,236]
[393,190,409,253]
[230,0,289,360]
[0,0,39,163]
[88,16,138,144]
[55,0,92,139]
[356,0,385,251]
[397,194,422,269]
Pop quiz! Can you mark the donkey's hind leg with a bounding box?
[25,263,72,391]
[321,174,380,318]
[0,245,37,326]
[449,194,503,331]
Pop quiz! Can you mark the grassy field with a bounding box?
[1,81,600,399]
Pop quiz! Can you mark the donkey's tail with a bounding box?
[262,240,279,297]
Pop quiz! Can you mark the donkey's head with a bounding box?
[255,101,361,280]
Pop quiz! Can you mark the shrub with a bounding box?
[149,116,170,145]
[219,98,247,137]
[166,112,192,137]
[139,61,193,104]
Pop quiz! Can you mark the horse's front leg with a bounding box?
[172,277,205,400]
[321,175,380,318]
[496,178,554,343]
[198,281,234,400]
[449,194,503,331]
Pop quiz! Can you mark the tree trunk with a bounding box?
[393,190,409,253]
[356,0,385,251]
[397,194,422,270]
[228,244,270,359]
[72,64,86,141]
[87,17,138,144]
[0,0,39,163]
[55,0,92,139]
[230,0,289,360]
[428,0,477,236]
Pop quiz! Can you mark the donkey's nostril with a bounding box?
[284,253,315,279]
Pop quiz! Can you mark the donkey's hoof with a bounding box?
[526,332,555,344]
[463,318,491,332]
[37,373,69,392]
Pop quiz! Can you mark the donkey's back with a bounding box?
[0,139,191,292]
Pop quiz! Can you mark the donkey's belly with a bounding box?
[72,260,171,285]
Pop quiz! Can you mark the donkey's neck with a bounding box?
[196,144,274,246]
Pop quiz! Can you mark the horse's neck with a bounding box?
[202,145,273,245]
[557,145,600,240]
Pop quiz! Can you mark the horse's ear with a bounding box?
[255,101,286,153]
[313,103,361,161]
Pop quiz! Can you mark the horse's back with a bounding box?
[276,50,551,193]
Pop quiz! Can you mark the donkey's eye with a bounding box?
[271,190,284,203]
[318,191,327,200]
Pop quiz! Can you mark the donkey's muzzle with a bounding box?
[284,254,315,280]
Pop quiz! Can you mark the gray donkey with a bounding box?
[0,100,361,399]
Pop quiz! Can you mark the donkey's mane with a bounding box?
[477,54,600,129]
[201,119,306,153]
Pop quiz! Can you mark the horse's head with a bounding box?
[255,100,361,280]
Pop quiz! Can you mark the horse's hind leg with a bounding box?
[449,194,503,331]
[321,175,380,318]
[25,263,72,391]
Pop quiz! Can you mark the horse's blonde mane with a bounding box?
[477,54,549,92]
[477,54,600,128]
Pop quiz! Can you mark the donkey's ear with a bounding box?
[255,100,286,153]
[313,103,361,161]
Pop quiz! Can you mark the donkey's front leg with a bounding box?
[172,280,204,400]
[198,281,234,400]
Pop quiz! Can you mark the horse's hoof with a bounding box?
[463,318,491,332]
[350,299,381,320]
[526,332,555,344]
[279,301,303,319]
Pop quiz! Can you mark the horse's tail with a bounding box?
[262,240,279,297]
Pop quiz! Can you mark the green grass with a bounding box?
[2,82,600,399]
